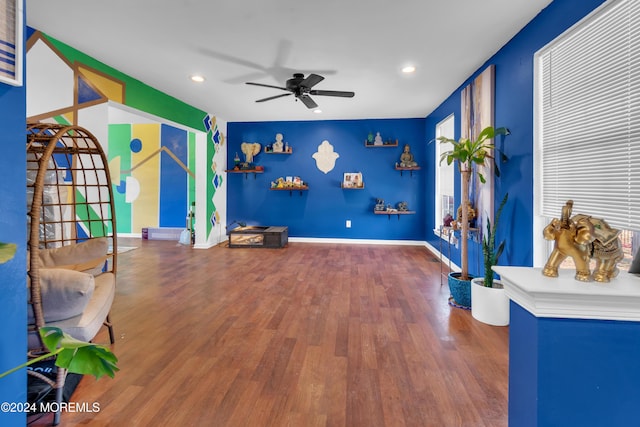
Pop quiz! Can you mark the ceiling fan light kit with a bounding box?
[246,73,354,109]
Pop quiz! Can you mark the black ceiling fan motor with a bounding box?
[246,73,355,109]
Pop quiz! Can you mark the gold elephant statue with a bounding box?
[542,200,623,282]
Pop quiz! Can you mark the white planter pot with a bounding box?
[471,278,510,326]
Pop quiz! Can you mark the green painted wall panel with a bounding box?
[108,124,132,233]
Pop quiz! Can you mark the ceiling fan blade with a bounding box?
[299,95,318,109]
[198,48,266,72]
[246,82,289,91]
[273,39,292,68]
[255,93,292,103]
[300,73,324,89]
[310,90,355,98]
[225,72,270,84]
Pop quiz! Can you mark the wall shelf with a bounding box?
[225,169,264,179]
[270,186,308,196]
[374,210,415,220]
[395,166,421,176]
[364,141,398,147]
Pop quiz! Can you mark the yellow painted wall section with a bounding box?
[131,123,160,232]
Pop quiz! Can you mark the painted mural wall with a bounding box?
[25,29,227,245]
[227,119,426,241]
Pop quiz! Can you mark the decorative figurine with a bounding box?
[375,198,386,211]
[271,176,305,188]
[273,133,284,152]
[399,144,418,168]
[271,177,285,188]
[452,201,476,230]
[443,213,454,227]
[542,200,623,282]
[374,132,384,146]
[241,142,261,167]
[397,201,408,211]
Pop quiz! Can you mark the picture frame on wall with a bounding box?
[0,0,23,87]
[342,172,363,188]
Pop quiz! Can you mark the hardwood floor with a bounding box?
[30,239,509,427]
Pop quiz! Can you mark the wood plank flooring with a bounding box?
[29,239,509,427]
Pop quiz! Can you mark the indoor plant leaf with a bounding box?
[0,242,17,264]
[40,327,119,379]
[482,193,509,287]
[437,126,511,282]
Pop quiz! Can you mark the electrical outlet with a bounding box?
[346,220,351,228]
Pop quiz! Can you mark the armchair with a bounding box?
[26,123,117,425]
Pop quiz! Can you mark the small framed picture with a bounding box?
[343,172,363,188]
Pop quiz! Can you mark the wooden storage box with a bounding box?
[228,226,288,248]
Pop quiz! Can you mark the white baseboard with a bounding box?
[424,241,460,272]
[288,237,425,246]
[117,233,142,238]
[117,233,459,270]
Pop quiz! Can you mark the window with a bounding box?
[435,114,455,234]
[534,0,640,268]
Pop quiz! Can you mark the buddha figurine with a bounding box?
[399,144,418,168]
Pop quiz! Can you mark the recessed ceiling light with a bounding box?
[313,109,322,114]
[190,75,205,83]
[402,65,416,74]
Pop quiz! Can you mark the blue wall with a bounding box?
[424,0,607,275]
[0,3,27,425]
[227,119,426,240]
[228,1,608,264]
[510,302,640,427]
[159,124,189,228]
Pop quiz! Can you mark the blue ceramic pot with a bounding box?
[448,272,473,308]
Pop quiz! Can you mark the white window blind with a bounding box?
[536,0,640,231]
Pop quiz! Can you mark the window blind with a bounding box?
[536,0,640,231]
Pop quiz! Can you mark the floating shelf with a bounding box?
[265,151,292,155]
[341,184,365,189]
[225,169,264,179]
[364,140,398,147]
[395,166,421,176]
[374,210,416,220]
[270,186,308,196]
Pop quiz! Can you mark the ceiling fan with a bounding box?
[246,73,355,109]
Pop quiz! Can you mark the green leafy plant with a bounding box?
[0,242,118,380]
[482,193,508,288]
[0,242,17,264]
[0,327,118,379]
[437,126,510,280]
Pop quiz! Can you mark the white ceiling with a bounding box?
[26,0,553,122]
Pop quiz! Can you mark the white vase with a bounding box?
[470,278,510,326]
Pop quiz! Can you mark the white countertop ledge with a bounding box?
[493,266,640,322]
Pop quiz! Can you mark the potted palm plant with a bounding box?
[471,193,510,326]
[438,126,510,308]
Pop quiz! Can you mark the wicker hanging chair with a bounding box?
[26,123,117,425]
